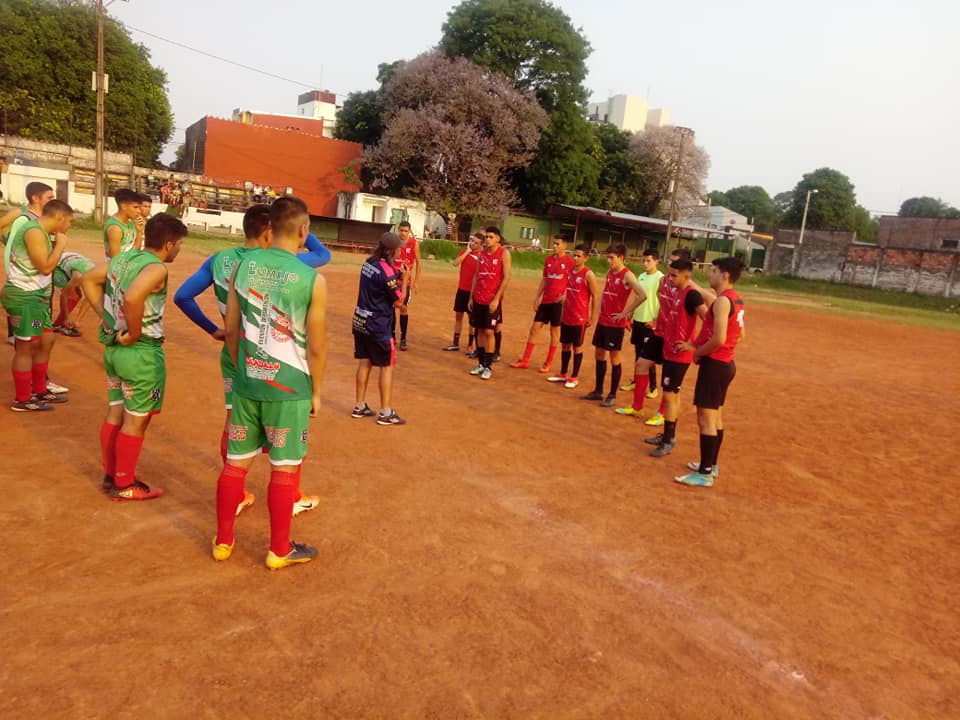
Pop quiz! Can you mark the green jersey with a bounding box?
[103,216,138,259]
[232,247,316,402]
[5,219,53,296]
[633,269,664,323]
[53,251,96,289]
[99,249,167,346]
[3,206,40,276]
[212,246,251,318]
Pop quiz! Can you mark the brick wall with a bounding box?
[877,216,960,251]
[765,229,854,281]
[840,245,960,297]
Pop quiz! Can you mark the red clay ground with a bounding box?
[2,234,959,719]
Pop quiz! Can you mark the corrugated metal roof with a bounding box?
[551,204,735,237]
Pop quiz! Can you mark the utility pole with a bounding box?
[793,188,818,274]
[663,126,694,259]
[94,0,106,225]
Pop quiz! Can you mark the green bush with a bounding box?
[421,239,462,261]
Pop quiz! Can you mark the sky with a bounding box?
[109,0,959,215]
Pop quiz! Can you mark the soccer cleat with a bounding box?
[645,412,665,427]
[509,360,530,369]
[266,541,318,570]
[102,475,115,493]
[469,364,485,376]
[581,390,603,401]
[465,349,477,358]
[649,442,675,458]
[292,494,320,515]
[546,374,567,383]
[491,354,501,362]
[399,339,408,351]
[212,537,234,561]
[600,395,617,408]
[46,380,69,394]
[442,345,460,351]
[376,411,407,426]
[109,479,164,501]
[643,433,664,445]
[235,491,256,516]
[35,391,68,404]
[55,326,82,337]
[620,381,636,392]
[11,396,55,412]
[481,367,493,380]
[646,388,659,399]
[351,403,376,419]
[687,461,720,478]
[564,377,580,389]
[674,471,714,488]
[615,406,643,417]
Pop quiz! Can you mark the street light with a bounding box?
[793,188,818,274]
[663,126,695,258]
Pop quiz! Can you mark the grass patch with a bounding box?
[420,239,462,262]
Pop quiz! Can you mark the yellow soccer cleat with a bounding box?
[212,537,234,562]
[266,541,318,570]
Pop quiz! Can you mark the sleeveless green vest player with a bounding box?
[232,247,316,402]
[211,246,251,318]
[4,219,53,296]
[53,251,96,289]
[3,205,39,274]
[103,216,137,258]
[99,249,166,346]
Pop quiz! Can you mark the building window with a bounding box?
[519,226,534,240]
[939,238,959,250]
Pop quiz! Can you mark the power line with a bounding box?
[126,25,339,96]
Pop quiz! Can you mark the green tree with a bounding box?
[591,124,645,213]
[772,190,793,219]
[850,205,878,243]
[708,190,731,209]
[782,168,858,229]
[333,62,401,148]
[440,0,595,211]
[898,196,960,218]
[711,185,778,232]
[0,0,173,166]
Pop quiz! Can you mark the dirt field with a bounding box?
[2,233,959,719]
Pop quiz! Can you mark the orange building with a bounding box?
[183,116,361,216]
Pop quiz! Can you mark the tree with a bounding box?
[591,124,645,213]
[850,205,878,243]
[898,196,960,219]
[0,0,173,166]
[773,191,793,218]
[782,168,857,229]
[169,144,186,172]
[628,126,710,217]
[333,62,401,149]
[710,185,778,232]
[708,190,731,209]
[364,52,548,219]
[440,0,596,210]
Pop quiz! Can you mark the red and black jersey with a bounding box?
[457,249,479,291]
[661,284,704,363]
[598,267,632,328]
[542,253,574,303]
[473,245,506,304]
[562,266,591,325]
[696,289,745,363]
[392,236,417,274]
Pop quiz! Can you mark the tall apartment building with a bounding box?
[587,94,671,134]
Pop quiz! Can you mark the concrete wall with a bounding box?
[876,216,960,251]
[765,229,854,281]
[842,245,960,297]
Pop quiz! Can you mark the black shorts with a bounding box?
[631,321,655,347]
[453,288,471,313]
[661,360,690,393]
[592,325,625,351]
[534,301,563,327]
[471,302,502,331]
[693,357,736,409]
[560,323,587,346]
[353,333,395,367]
[639,333,664,364]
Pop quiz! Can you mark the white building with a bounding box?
[587,95,671,134]
[337,192,427,236]
[296,90,338,137]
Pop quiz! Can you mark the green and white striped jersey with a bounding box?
[103,216,137,259]
[5,219,53,296]
[232,248,316,402]
[211,246,251,318]
[99,249,167,346]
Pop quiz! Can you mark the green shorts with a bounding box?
[1,285,52,340]
[220,346,236,409]
[227,394,311,466]
[104,341,166,416]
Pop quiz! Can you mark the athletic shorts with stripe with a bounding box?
[534,301,563,327]
[104,342,166,415]
[227,395,310,466]
[560,322,586,346]
[1,287,52,341]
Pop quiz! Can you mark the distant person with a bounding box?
[391,221,421,351]
[617,248,664,417]
[469,227,511,380]
[444,232,482,353]
[547,243,599,388]
[103,188,141,260]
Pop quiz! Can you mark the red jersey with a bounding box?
[696,289,745,363]
[661,284,703,363]
[654,275,677,337]
[457,249,479,292]
[542,253,574,303]
[392,236,417,274]
[473,245,506,304]
[562,266,592,325]
[598,267,632,328]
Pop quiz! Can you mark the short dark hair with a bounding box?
[485,226,501,238]
[472,231,485,240]
[144,213,187,250]
[269,196,309,238]
[243,204,272,239]
[669,258,694,272]
[42,199,73,217]
[114,188,139,206]
[398,220,411,230]
[574,243,590,254]
[606,243,626,258]
[553,234,566,241]
[25,182,53,203]
[670,247,692,261]
[713,256,744,283]
[137,192,153,203]
[642,247,660,260]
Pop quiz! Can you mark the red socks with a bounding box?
[31,362,49,395]
[13,370,32,402]
[543,344,558,369]
[215,464,249,546]
[114,433,145,488]
[99,422,121,476]
[521,342,535,363]
[267,469,298,556]
[632,374,645,411]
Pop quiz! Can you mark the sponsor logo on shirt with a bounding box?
[245,356,281,381]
